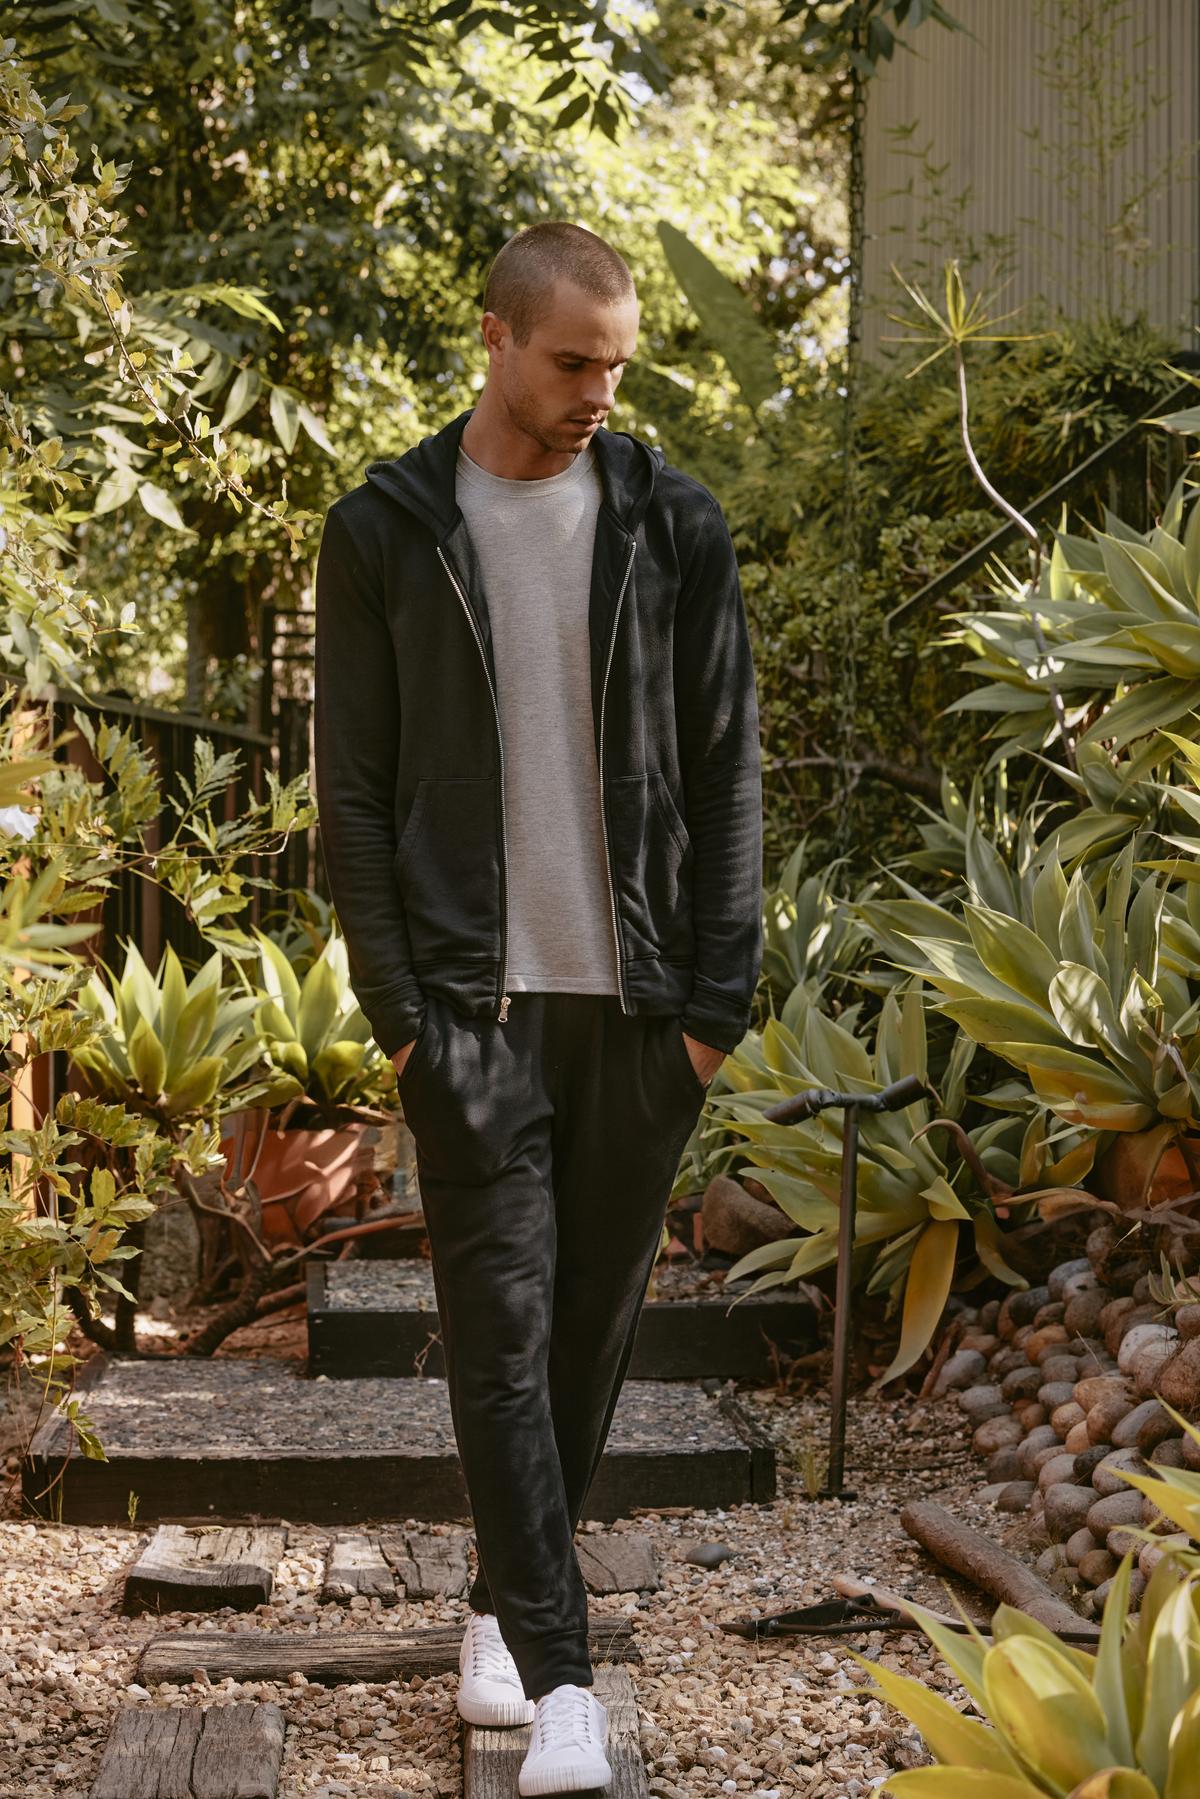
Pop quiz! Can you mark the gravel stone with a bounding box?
[1017,1426,1061,1477]
[1049,1260,1092,1301]
[1086,1395,1132,1446]
[1044,1483,1096,1538]
[1036,1453,1078,1493]
[1063,1290,1110,1339]
[1065,1527,1099,1563]
[932,1350,987,1395]
[1091,1449,1147,1498]
[956,1385,1008,1422]
[1087,1491,1145,1536]
[985,1445,1023,1483]
[1157,1339,1200,1413]
[1077,1548,1118,1587]
[1118,1323,1178,1377]
[995,1482,1036,1514]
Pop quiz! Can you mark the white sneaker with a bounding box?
[518,1682,611,1795]
[457,1610,536,1727]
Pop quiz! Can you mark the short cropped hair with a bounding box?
[482,222,636,346]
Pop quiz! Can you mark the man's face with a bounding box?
[483,277,640,454]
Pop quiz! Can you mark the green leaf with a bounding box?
[982,1635,1114,1791]
[269,384,301,454]
[217,366,262,432]
[137,481,188,532]
[297,402,334,454]
[875,1217,959,1385]
[656,219,779,414]
[163,1055,224,1116]
[858,1657,1027,1777]
[126,1014,166,1099]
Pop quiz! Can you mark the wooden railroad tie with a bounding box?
[123,1526,287,1616]
[90,1702,284,1799]
[464,1667,647,1799]
[138,1616,639,1686]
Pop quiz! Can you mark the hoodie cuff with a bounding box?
[359,980,427,1060]
[679,984,753,1058]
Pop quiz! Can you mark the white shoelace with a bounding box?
[534,1685,595,1752]
[468,1615,522,1687]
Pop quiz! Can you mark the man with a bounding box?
[314,221,762,1794]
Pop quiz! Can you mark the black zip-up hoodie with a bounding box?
[312,405,763,1058]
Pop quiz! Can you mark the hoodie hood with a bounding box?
[365,405,663,541]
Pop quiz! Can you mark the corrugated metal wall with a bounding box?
[862,0,1200,359]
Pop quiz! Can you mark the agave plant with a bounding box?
[247,923,396,1121]
[863,1553,1200,1797]
[872,840,1200,1148]
[72,938,265,1118]
[760,840,876,1009]
[947,465,1200,763]
[712,981,1032,1382]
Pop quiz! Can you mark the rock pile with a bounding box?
[933,1221,1200,1615]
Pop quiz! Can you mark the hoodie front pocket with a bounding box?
[608,772,694,962]
[394,777,503,963]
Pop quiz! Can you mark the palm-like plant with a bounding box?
[713,983,1032,1383]
[876,842,1200,1144]
[864,1553,1200,1797]
[948,470,1200,762]
[248,923,396,1122]
[72,938,265,1117]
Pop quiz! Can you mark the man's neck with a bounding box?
[461,401,578,481]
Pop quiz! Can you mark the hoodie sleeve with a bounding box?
[313,502,426,1057]
[673,494,764,1055]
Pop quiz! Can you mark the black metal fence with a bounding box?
[39,670,316,979]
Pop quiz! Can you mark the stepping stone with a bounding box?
[90,1702,283,1798]
[321,1527,471,1603]
[124,1525,286,1615]
[576,1532,661,1594]
[26,1355,774,1524]
[464,1666,646,1799]
[308,1258,816,1380]
[138,1618,638,1685]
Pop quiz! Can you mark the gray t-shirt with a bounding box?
[455,441,620,995]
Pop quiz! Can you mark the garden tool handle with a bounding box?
[763,1073,929,1126]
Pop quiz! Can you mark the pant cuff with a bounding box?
[507,1627,593,1702]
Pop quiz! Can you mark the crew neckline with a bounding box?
[456,442,595,495]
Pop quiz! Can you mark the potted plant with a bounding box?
[67,936,272,1347]
[224,922,405,1250]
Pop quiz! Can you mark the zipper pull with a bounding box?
[497,994,511,1023]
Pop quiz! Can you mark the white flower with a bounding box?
[0,806,39,840]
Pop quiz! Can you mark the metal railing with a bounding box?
[39,680,315,976]
[885,361,1200,634]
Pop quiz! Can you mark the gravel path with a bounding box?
[0,1383,1000,1798]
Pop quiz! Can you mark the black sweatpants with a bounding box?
[394,987,711,1702]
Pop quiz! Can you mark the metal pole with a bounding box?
[822,1102,859,1501]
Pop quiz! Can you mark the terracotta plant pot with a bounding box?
[1096,1122,1200,1213]
[221,1110,378,1248]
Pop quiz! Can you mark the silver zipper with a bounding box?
[598,536,638,1015]
[436,545,512,1022]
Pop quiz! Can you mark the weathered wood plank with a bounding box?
[382,1527,471,1598]
[124,1526,286,1616]
[321,1532,397,1604]
[577,1533,661,1595]
[139,1619,638,1687]
[464,1666,647,1799]
[90,1703,284,1799]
